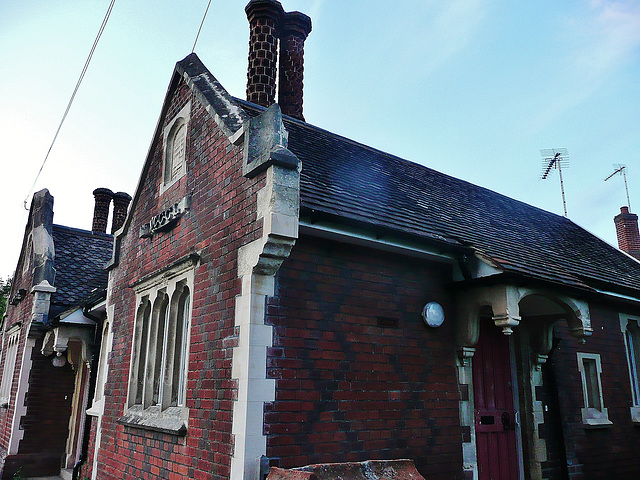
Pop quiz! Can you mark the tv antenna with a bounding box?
[604,164,631,210]
[540,148,569,217]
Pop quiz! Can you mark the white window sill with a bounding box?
[86,398,104,417]
[118,404,188,436]
[581,408,613,428]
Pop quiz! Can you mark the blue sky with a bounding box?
[1,0,639,278]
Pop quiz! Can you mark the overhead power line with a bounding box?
[23,0,117,210]
[192,0,213,53]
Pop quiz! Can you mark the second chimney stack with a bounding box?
[278,11,312,120]
[112,192,132,234]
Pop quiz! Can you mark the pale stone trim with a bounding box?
[576,352,612,427]
[123,263,194,434]
[619,314,640,423]
[9,337,35,454]
[0,326,21,406]
[456,350,477,480]
[231,160,299,480]
[87,305,114,417]
[160,101,191,195]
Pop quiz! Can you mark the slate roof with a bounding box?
[176,53,640,297]
[50,225,113,317]
[284,113,640,295]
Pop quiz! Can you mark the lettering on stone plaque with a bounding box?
[140,196,191,238]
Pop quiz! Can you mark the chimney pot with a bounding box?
[111,192,132,234]
[92,188,113,234]
[245,0,284,108]
[278,11,312,120]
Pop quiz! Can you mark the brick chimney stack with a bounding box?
[278,11,312,120]
[92,188,113,234]
[111,191,132,234]
[614,206,640,260]
[245,0,284,108]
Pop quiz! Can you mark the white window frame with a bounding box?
[87,306,114,417]
[160,102,191,194]
[0,325,21,408]
[121,260,194,434]
[576,352,612,427]
[620,314,640,423]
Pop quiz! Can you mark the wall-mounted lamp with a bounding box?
[52,352,66,368]
[422,302,445,328]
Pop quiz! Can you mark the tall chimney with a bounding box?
[245,0,284,108]
[614,206,640,260]
[111,191,132,234]
[92,188,113,234]
[278,11,312,120]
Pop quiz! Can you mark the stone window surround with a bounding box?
[0,324,21,407]
[619,314,640,423]
[576,352,612,427]
[86,306,114,418]
[119,259,194,435]
[160,101,191,195]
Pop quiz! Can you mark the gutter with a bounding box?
[298,219,460,264]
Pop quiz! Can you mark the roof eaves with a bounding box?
[177,53,249,138]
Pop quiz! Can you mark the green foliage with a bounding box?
[0,277,12,320]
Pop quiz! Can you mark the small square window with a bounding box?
[576,352,612,427]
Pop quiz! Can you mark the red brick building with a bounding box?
[3,2,640,480]
[0,188,129,479]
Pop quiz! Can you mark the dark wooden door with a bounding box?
[473,320,519,480]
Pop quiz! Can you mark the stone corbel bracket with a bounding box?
[41,325,93,366]
[231,104,300,480]
[456,284,524,351]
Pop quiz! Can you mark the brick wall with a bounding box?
[95,76,263,480]
[0,239,35,473]
[264,236,463,480]
[548,302,640,479]
[1,337,76,479]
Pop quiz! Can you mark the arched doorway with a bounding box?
[456,285,592,480]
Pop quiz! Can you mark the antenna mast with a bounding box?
[604,164,631,210]
[540,148,569,217]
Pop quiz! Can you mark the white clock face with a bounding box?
[422,302,445,327]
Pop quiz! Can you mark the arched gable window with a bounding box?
[165,120,187,183]
[161,102,191,193]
